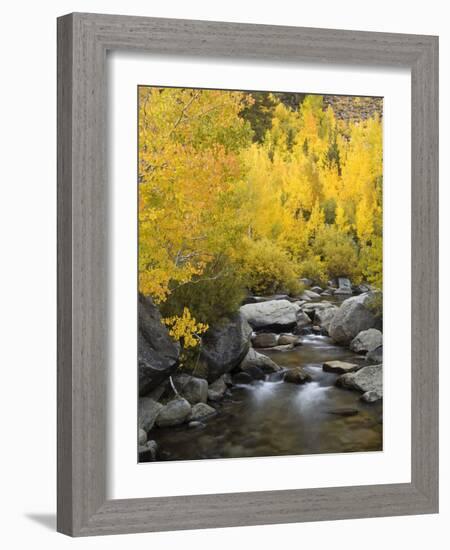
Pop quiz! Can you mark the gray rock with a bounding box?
[155,398,192,427]
[300,277,313,287]
[315,306,338,333]
[361,390,382,403]
[300,290,322,301]
[200,313,252,382]
[138,397,163,432]
[190,402,216,421]
[138,295,180,395]
[240,300,301,330]
[355,283,371,294]
[277,334,302,346]
[302,300,335,313]
[138,428,147,445]
[252,332,279,348]
[350,328,383,354]
[173,374,208,404]
[311,286,323,294]
[366,345,383,363]
[283,367,312,384]
[207,376,227,401]
[334,277,353,295]
[328,292,380,344]
[296,310,312,329]
[323,360,360,374]
[334,288,352,296]
[139,440,158,461]
[240,348,281,373]
[336,364,383,397]
[242,365,265,380]
[223,373,233,386]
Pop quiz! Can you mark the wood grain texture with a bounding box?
[57,12,439,537]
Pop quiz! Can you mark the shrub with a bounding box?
[313,225,360,282]
[237,237,301,296]
[160,257,245,328]
[358,237,383,290]
[298,254,327,286]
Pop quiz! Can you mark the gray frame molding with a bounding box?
[57,12,438,537]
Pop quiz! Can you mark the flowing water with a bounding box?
[150,334,382,461]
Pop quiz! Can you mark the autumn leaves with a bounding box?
[138,87,382,349]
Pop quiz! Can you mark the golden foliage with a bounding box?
[139,87,383,348]
[163,308,208,348]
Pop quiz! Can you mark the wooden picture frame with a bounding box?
[57,12,439,536]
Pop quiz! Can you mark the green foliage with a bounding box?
[237,238,302,296]
[160,258,246,327]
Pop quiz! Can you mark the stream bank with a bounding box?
[138,280,383,462]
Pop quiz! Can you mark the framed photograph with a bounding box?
[57,13,438,536]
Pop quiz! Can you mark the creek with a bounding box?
[152,333,382,461]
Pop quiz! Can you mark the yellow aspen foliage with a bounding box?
[163,307,208,349]
[139,87,383,352]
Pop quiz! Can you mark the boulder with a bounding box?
[301,301,336,322]
[232,372,253,385]
[252,332,279,348]
[336,364,383,397]
[323,360,360,374]
[200,313,252,382]
[190,402,216,421]
[311,286,323,294]
[138,428,147,445]
[283,367,312,385]
[207,376,227,401]
[334,277,353,295]
[240,348,281,374]
[315,306,338,333]
[350,328,383,354]
[300,290,322,301]
[355,283,371,294]
[242,365,265,380]
[138,295,180,395]
[173,374,208,404]
[366,345,383,363]
[240,300,301,331]
[296,310,313,329]
[139,440,158,461]
[361,390,382,403]
[328,292,380,344]
[155,398,192,428]
[302,300,335,313]
[138,397,163,432]
[277,334,302,346]
[300,277,313,287]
